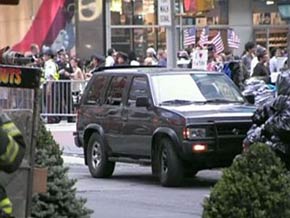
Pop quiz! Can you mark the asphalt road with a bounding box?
[68,163,222,218]
[46,123,223,218]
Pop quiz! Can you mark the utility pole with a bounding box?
[158,0,177,68]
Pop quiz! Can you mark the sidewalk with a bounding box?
[45,120,84,165]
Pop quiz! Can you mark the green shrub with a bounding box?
[31,120,93,218]
[203,143,290,218]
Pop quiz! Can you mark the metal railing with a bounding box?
[0,87,34,110]
[40,80,87,122]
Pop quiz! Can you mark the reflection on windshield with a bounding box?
[152,73,244,105]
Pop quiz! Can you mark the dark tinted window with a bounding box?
[85,75,108,105]
[105,76,128,106]
[128,76,149,107]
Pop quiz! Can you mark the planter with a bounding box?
[33,167,48,194]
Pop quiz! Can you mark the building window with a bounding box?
[110,0,157,25]
[252,0,288,51]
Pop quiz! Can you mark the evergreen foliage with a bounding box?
[31,121,93,218]
[203,143,290,218]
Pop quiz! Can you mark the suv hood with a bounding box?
[162,104,255,122]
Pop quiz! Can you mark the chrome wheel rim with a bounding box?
[92,142,102,168]
[161,147,168,174]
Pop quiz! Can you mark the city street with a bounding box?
[68,162,221,218]
[47,122,222,218]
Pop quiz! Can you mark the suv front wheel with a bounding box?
[87,133,115,178]
[158,138,184,187]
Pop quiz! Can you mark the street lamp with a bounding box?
[277,0,290,69]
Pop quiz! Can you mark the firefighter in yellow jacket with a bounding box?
[0,113,26,217]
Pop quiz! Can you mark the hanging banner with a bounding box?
[158,0,172,26]
[191,49,208,70]
[0,65,42,89]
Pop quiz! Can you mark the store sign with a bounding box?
[0,65,41,89]
[158,0,172,26]
[191,49,208,70]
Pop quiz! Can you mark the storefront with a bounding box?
[252,0,289,53]
[105,0,288,59]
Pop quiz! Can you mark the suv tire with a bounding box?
[87,133,115,178]
[158,138,184,187]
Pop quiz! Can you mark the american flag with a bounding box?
[198,26,209,48]
[210,31,224,54]
[183,27,196,46]
[227,29,240,49]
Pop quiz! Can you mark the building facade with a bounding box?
[104,0,289,59]
[1,0,288,59]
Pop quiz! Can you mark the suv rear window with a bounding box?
[105,76,128,106]
[85,75,108,105]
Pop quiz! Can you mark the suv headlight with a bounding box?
[183,128,206,139]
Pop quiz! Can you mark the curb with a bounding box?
[62,155,84,165]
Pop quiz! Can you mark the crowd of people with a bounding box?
[8,41,288,123]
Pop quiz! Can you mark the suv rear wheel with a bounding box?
[158,138,184,187]
[87,133,115,178]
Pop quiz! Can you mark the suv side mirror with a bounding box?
[136,97,150,107]
[244,94,255,105]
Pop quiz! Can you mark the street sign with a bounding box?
[158,0,172,26]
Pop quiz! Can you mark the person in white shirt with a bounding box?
[105,48,116,67]
[43,49,58,80]
[269,48,281,73]
[128,51,140,66]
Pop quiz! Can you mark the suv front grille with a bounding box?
[216,122,251,137]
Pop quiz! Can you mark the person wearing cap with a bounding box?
[43,49,61,123]
[115,52,129,66]
[43,49,59,81]
[145,47,158,65]
[177,50,190,68]
[86,54,105,79]
[252,46,270,83]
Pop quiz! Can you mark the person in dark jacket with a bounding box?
[0,113,26,217]
[252,47,271,83]
[244,71,290,168]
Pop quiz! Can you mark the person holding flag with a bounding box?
[198,26,209,48]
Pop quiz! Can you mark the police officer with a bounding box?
[0,113,26,217]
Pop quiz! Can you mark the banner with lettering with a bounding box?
[0,65,41,89]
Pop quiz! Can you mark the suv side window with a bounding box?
[128,76,149,107]
[85,75,108,105]
[105,76,128,106]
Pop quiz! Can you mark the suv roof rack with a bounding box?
[92,65,165,74]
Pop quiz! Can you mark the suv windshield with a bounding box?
[151,73,244,105]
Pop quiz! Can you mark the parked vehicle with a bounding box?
[74,66,255,186]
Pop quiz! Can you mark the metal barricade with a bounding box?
[40,80,87,121]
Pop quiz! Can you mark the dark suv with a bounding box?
[74,67,255,186]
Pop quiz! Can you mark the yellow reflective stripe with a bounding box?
[0,136,19,165]
[0,198,12,214]
[2,122,21,137]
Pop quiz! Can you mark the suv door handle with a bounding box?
[108,109,118,115]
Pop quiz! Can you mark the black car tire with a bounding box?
[87,132,115,178]
[158,138,184,187]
